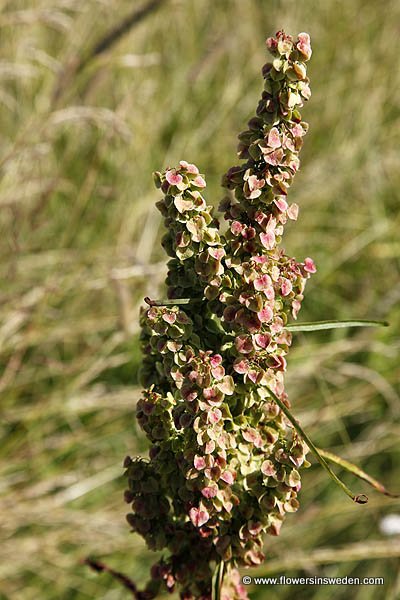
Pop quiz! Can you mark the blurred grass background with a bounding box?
[1,0,399,598]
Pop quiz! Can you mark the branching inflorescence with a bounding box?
[124,31,315,600]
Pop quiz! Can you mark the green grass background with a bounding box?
[1,0,399,598]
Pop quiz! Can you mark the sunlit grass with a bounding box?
[1,0,399,598]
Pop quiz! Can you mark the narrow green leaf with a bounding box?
[144,296,201,307]
[285,319,388,332]
[316,448,400,498]
[264,385,368,504]
[211,561,225,600]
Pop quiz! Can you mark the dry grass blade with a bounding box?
[250,539,400,575]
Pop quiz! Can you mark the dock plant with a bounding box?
[118,30,394,600]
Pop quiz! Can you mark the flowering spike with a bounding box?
[124,31,332,600]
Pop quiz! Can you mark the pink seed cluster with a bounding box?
[124,30,315,600]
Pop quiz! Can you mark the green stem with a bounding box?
[264,385,368,504]
[316,448,400,498]
[211,560,225,600]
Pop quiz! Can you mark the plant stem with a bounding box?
[264,386,368,504]
[211,560,225,600]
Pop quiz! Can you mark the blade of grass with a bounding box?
[316,448,400,498]
[264,385,368,504]
[285,319,388,332]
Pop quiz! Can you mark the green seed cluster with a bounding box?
[124,30,314,600]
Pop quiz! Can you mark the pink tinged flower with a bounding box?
[248,521,263,536]
[254,332,271,349]
[304,257,317,273]
[179,160,199,174]
[162,312,176,324]
[254,210,268,228]
[260,231,275,250]
[212,365,225,380]
[265,285,275,301]
[281,278,293,296]
[268,520,283,536]
[189,507,210,527]
[193,175,206,188]
[210,354,222,368]
[257,305,273,323]
[246,188,260,200]
[263,148,284,166]
[174,196,193,213]
[268,127,281,149]
[201,485,218,499]
[223,500,233,514]
[242,428,263,447]
[247,174,265,197]
[194,455,206,470]
[269,355,287,371]
[165,169,183,186]
[276,330,292,346]
[252,254,268,264]
[270,316,284,334]
[287,203,299,220]
[298,32,311,46]
[274,197,288,212]
[231,221,244,236]
[208,247,225,261]
[266,36,278,51]
[247,369,260,384]
[217,375,235,395]
[233,358,249,374]
[220,470,235,485]
[188,369,198,383]
[147,307,159,321]
[297,32,312,60]
[208,408,222,424]
[292,298,302,319]
[205,440,216,454]
[235,335,254,354]
[261,459,276,477]
[291,123,305,138]
[203,387,221,401]
[171,370,184,387]
[254,274,272,292]
[260,215,277,250]
[297,42,311,60]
